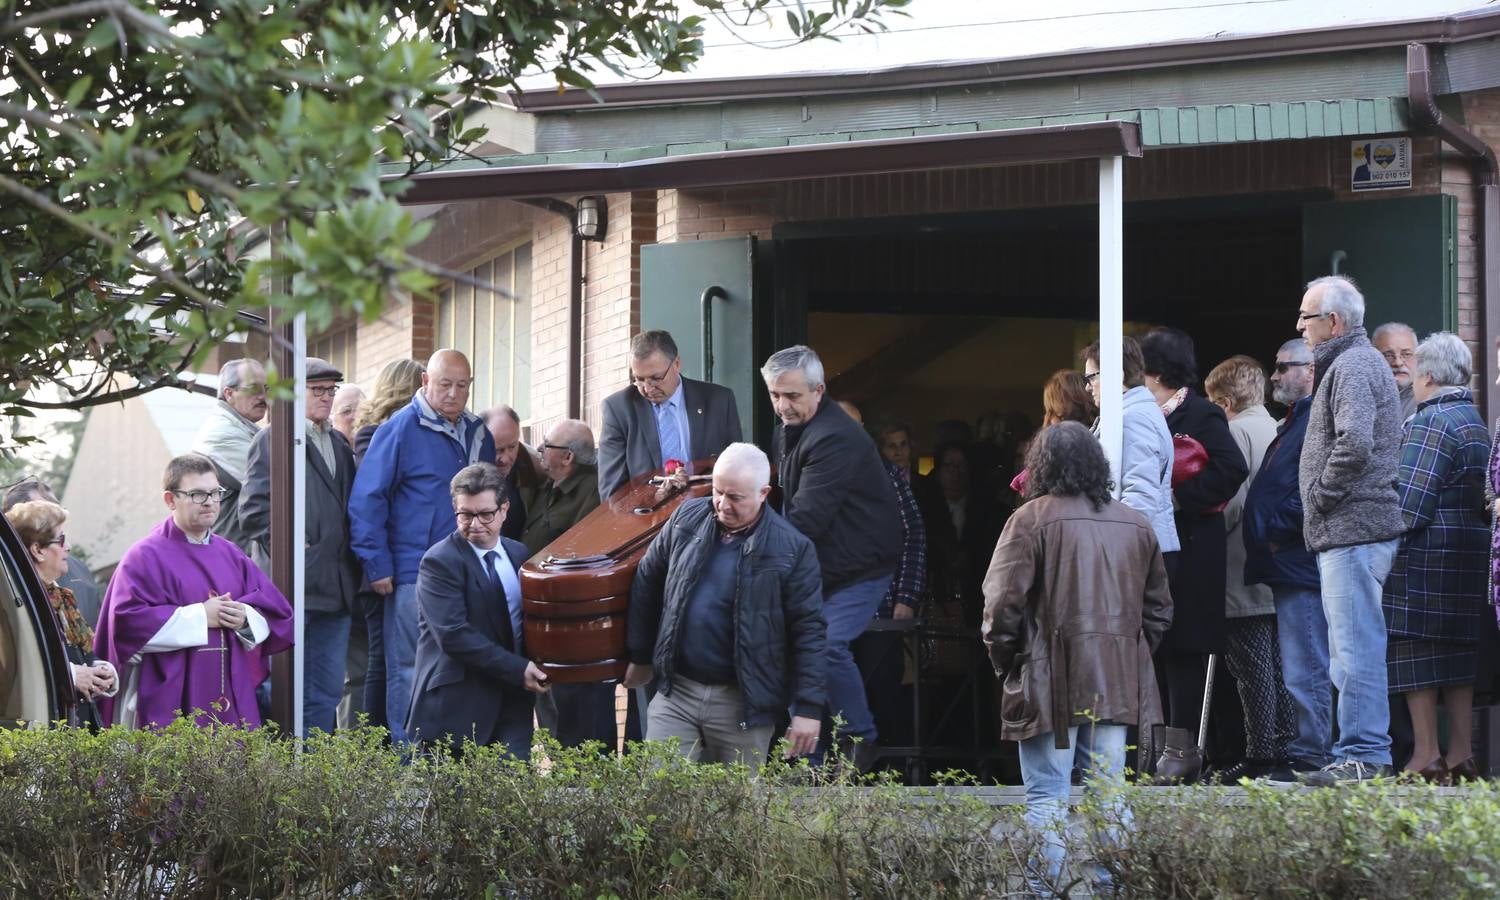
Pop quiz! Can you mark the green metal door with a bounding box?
[1302,194,1458,336]
[640,236,757,442]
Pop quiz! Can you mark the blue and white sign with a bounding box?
[1350,138,1412,192]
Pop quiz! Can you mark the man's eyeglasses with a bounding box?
[172,488,230,505]
[231,383,267,396]
[630,366,673,387]
[1082,372,1100,386]
[1297,312,1330,323]
[542,443,571,453]
[1274,361,1310,374]
[455,508,500,524]
[1380,350,1416,364]
[309,384,340,397]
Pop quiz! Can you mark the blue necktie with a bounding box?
[657,400,685,466]
[484,550,522,650]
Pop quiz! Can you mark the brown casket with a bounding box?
[520,463,713,683]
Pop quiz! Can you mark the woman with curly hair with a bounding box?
[5,500,117,730]
[983,422,1172,895]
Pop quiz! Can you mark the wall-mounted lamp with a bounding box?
[575,195,607,241]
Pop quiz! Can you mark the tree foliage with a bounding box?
[0,0,906,425]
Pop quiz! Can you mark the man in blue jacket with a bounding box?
[1242,337,1326,778]
[349,349,495,743]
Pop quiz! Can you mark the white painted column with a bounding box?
[292,313,307,741]
[1098,156,1124,488]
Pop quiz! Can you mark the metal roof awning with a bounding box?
[394,120,1142,205]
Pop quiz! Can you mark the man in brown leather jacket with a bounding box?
[982,421,1173,896]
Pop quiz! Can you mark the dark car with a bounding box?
[0,514,75,726]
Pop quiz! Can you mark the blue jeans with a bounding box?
[1017,723,1129,896]
[1272,584,1333,767]
[302,610,353,737]
[822,574,893,743]
[1317,539,1398,766]
[384,583,420,745]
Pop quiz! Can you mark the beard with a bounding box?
[1272,381,1307,405]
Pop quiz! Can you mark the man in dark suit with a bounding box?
[407,463,549,758]
[597,330,743,502]
[240,357,362,737]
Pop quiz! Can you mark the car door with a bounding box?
[0,515,73,726]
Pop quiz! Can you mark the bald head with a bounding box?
[485,405,523,475]
[331,384,364,443]
[422,349,473,423]
[836,400,863,425]
[540,418,596,483]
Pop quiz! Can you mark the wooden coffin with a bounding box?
[520,463,713,683]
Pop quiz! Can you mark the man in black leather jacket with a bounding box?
[624,443,826,765]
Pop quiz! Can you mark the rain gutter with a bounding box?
[508,10,1500,112]
[395,121,1142,205]
[1408,42,1500,418]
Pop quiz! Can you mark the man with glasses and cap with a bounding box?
[93,453,294,730]
[240,357,362,736]
[597,330,742,502]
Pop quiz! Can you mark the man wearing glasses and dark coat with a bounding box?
[407,464,549,758]
[93,453,294,730]
[596,330,742,502]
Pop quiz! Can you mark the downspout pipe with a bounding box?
[519,198,584,421]
[1408,42,1500,419]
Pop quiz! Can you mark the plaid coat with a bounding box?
[1383,389,1491,643]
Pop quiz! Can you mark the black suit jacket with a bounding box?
[406,532,533,747]
[597,377,742,501]
[240,424,361,614]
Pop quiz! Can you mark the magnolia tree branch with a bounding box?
[0,0,174,40]
[0,171,218,312]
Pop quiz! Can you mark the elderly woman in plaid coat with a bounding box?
[1383,332,1490,783]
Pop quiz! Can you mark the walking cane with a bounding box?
[1197,654,1217,756]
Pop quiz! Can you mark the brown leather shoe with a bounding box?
[1413,758,1451,786]
[1447,757,1481,783]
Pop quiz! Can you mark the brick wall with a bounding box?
[1459,88,1500,356]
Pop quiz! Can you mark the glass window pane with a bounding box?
[472,261,494,411]
[455,282,473,361]
[437,288,453,349]
[513,243,532,418]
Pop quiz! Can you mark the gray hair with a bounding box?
[713,442,771,489]
[1412,331,1472,388]
[217,358,255,399]
[551,419,597,466]
[630,330,678,362]
[760,345,826,390]
[450,462,507,502]
[1277,337,1313,363]
[1306,275,1365,329]
[1372,322,1417,345]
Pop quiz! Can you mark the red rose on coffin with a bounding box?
[664,459,685,475]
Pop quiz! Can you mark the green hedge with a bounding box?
[0,723,1496,898]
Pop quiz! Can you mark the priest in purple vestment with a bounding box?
[94,454,294,729]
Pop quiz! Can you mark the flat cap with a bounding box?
[306,357,343,382]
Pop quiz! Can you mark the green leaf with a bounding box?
[82,18,119,53]
[64,76,94,111]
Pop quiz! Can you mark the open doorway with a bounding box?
[776,191,1313,781]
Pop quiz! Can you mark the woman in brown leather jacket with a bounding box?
[982,422,1174,894]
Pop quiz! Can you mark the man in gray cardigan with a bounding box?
[1295,275,1405,785]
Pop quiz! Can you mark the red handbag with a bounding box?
[1172,433,1227,514]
